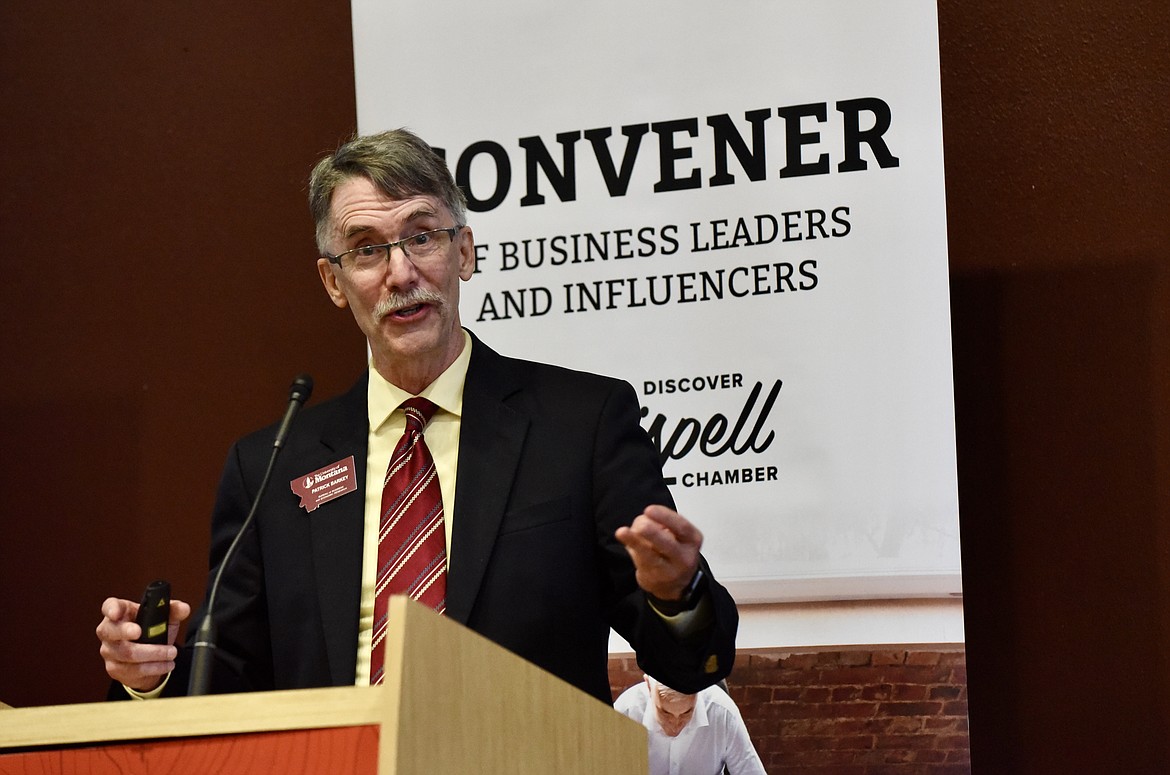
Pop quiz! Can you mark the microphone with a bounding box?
[188,374,314,696]
[274,374,314,449]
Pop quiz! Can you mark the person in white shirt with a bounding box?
[615,675,767,775]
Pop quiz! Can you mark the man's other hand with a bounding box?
[615,504,703,602]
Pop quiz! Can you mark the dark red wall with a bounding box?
[2,3,1167,772]
[0,1,361,705]
[940,3,1170,772]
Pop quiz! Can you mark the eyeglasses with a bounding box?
[324,226,463,271]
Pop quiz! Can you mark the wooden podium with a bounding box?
[0,597,648,774]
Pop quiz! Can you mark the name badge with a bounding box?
[291,456,357,512]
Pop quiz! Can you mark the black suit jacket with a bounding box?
[159,332,737,704]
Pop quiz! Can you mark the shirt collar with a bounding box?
[367,330,472,433]
[691,689,711,729]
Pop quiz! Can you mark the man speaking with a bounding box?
[96,129,738,705]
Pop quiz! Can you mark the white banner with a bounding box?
[352,0,960,603]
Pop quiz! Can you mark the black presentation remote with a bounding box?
[135,579,171,645]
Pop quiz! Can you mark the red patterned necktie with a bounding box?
[370,397,446,685]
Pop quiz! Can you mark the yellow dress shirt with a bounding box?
[353,331,472,685]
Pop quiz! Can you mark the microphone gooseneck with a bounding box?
[188,374,314,696]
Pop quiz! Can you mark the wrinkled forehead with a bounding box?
[328,178,452,238]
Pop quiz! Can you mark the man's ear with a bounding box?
[457,226,477,281]
[317,258,349,309]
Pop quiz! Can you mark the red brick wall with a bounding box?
[610,649,970,774]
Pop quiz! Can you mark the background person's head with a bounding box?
[647,676,698,737]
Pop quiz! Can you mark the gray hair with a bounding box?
[647,675,693,703]
[308,128,468,254]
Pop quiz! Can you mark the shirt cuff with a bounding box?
[647,593,713,638]
[121,672,170,700]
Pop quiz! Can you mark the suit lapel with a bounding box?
[303,375,369,685]
[446,335,528,624]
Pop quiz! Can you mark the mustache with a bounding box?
[373,288,446,321]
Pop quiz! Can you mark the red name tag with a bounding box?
[291,456,358,512]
